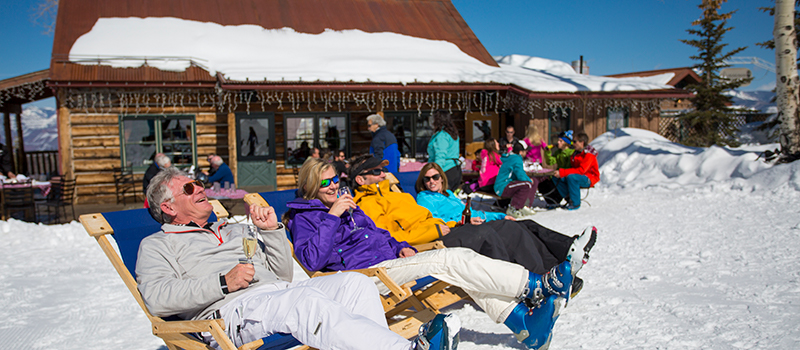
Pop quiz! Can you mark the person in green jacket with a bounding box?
[427,110,462,192]
[540,131,575,207]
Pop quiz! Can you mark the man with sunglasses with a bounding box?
[136,167,448,350]
[499,125,520,154]
[349,154,450,245]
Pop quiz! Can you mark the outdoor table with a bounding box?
[2,180,52,196]
[205,188,250,216]
[527,169,556,177]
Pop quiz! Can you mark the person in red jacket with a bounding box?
[552,132,599,210]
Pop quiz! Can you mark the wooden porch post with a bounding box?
[15,110,26,174]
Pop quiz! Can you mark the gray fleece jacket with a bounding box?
[136,220,293,320]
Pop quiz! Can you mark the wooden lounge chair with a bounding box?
[244,191,466,339]
[79,200,309,350]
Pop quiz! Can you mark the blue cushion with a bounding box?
[395,170,420,198]
[104,209,218,277]
[257,189,299,221]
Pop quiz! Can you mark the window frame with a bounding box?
[119,114,196,172]
[384,111,433,158]
[547,108,572,144]
[283,113,350,161]
[235,112,276,161]
[606,107,629,131]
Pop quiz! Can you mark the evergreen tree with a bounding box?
[679,0,750,147]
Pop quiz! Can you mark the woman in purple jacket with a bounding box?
[285,158,585,350]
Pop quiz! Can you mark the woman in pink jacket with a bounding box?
[523,125,548,164]
[478,138,502,192]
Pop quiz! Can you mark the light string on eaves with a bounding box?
[0,80,48,108]
[59,88,504,117]
[58,87,665,119]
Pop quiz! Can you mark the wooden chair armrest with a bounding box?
[152,319,225,334]
[313,267,410,301]
[413,241,446,252]
[243,193,269,207]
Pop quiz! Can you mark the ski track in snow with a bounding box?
[1,186,798,349]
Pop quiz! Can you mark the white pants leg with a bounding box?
[204,272,410,350]
[372,247,529,323]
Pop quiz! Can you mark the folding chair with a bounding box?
[79,200,309,350]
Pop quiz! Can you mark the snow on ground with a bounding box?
[69,17,672,92]
[2,128,799,349]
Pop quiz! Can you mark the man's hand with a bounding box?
[250,204,279,230]
[328,193,357,217]
[398,247,416,258]
[225,263,254,293]
[551,170,561,178]
[504,215,516,221]
[470,217,485,225]
[438,224,451,236]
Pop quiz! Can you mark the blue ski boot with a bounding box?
[523,260,573,305]
[412,313,461,350]
[503,295,563,349]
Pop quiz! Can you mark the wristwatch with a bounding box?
[219,274,230,294]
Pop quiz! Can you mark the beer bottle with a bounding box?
[460,197,472,225]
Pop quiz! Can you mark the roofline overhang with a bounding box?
[47,81,217,88]
[45,79,693,99]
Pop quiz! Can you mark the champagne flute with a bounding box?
[337,185,360,232]
[241,224,258,265]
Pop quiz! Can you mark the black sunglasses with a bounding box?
[359,168,386,177]
[423,174,442,182]
[182,180,205,195]
[320,175,340,188]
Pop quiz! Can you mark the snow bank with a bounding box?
[593,128,798,192]
[69,17,674,92]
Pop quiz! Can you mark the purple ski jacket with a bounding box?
[286,198,414,272]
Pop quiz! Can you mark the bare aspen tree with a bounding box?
[775,0,800,156]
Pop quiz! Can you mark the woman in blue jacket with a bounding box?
[415,162,593,275]
[427,110,462,192]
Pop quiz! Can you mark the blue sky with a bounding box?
[0,0,780,109]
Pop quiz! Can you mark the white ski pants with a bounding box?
[372,247,529,323]
[203,272,411,350]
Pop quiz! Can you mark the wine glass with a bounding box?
[337,185,360,232]
[241,224,258,265]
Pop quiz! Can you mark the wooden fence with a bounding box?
[24,150,58,177]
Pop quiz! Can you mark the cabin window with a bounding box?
[607,107,629,131]
[384,111,434,159]
[547,108,571,144]
[119,115,196,171]
[285,113,348,164]
[236,112,275,160]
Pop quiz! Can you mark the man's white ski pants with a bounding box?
[204,272,411,350]
[373,247,529,323]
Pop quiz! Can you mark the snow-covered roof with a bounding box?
[68,17,675,93]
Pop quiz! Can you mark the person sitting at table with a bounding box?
[551,132,599,211]
[138,167,460,350]
[332,150,348,177]
[523,125,548,165]
[538,131,575,208]
[143,153,172,194]
[494,141,540,219]
[0,143,15,179]
[477,138,502,193]
[415,162,597,278]
[204,155,234,187]
[285,157,579,350]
